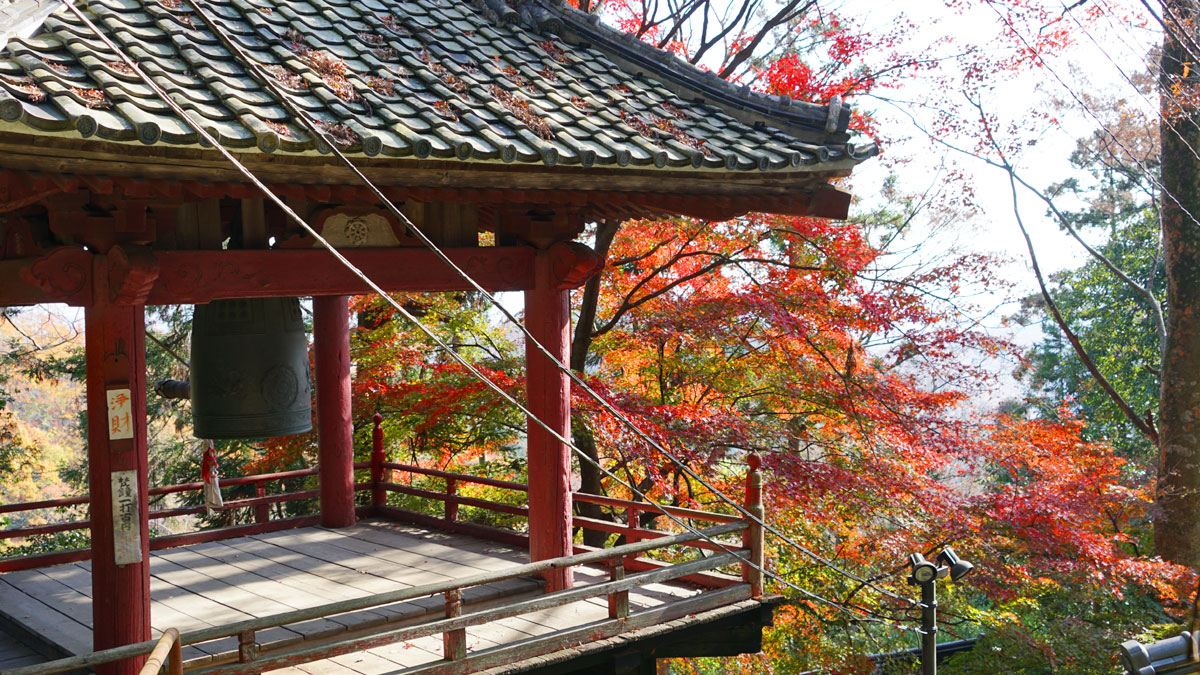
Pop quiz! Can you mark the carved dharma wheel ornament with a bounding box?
[190,297,312,439]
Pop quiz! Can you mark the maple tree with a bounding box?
[0,0,1194,671]
[233,2,1196,670]
[905,0,1200,572]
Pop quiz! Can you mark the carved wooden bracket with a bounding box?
[14,245,160,306]
[107,244,160,305]
[277,206,416,248]
[549,241,603,290]
[19,246,92,305]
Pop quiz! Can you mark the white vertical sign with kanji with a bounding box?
[106,388,133,440]
[110,470,142,565]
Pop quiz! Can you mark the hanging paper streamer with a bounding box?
[201,440,223,516]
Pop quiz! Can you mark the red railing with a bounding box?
[10,521,752,675]
[0,462,373,572]
[367,417,762,590]
[0,414,765,594]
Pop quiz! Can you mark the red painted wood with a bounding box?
[371,413,386,510]
[254,482,269,524]
[382,462,528,492]
[376,506,530,548]
[443,479,459,522]
[570,543,742,589]
[524,249,573,591]
[85,255,151,675]
[0,247,549,308]
[148,490,321,520]
[742,453,764,595]
[0,520,88,541]
[146,465,347,495]
[147,248,536,303]
[315,294,355,528]
[0,514,332,573]
[0,547,92,573]
[570,516,735,553]
[147,515,321,550]
[571,492,742,524]
[0,495,89,514]
[381,483,530,517]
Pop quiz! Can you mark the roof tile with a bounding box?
[0,0,876,175]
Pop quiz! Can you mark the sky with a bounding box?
[795,0,1162,408]
[845,0,1157,310]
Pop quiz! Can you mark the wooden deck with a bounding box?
[0,519,701,674]
[0,626,44,671]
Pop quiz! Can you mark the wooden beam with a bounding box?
[240,198,267,248]
[150,247,538,303]
[0,247,540,307]
[0,133,856,210]
[0,516,324,574]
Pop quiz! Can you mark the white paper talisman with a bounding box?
[110,470,142,565]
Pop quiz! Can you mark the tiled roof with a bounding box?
[0,0,878,173]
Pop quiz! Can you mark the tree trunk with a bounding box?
[571,219,619,547]
[1156,0,1200,568]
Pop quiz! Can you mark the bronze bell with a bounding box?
[190,297,312,439]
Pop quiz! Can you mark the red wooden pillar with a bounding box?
[524,250,573,591]
[85,256,151,674]
[314,294,355,528]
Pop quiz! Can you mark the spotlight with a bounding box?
[906,548,975,675]
[908,552,941,585]
[937,547,974,581]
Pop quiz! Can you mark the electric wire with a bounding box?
[59,0,919,632]
[1139,0,1200,68]
[169,0,919,608]
[984,1,1200,235]
[1067,0,1200,166]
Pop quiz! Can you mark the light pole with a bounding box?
[907,547,974,675]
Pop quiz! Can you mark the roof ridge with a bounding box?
[518,0,875,157]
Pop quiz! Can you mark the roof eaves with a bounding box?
[527,0,871,152]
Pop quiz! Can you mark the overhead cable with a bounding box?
[59,0,918,629]
[171,0,917,607]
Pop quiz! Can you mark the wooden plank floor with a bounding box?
[0,625,45,671]
[0,520,699,674]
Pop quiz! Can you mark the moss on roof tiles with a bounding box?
[0,0,877,171]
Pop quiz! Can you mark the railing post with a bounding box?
[371,413,386,510]
[254,481,268,524]
[624,504,639,566]
[169,635,182,675]
[238,629,259,664]
[445,478,459,522]
[742,452,764,596]
[443,589,466,660]
[607,558,629,619]
[625,504,639,542]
